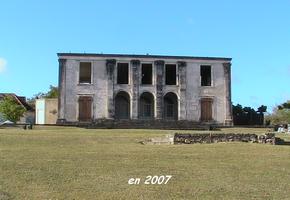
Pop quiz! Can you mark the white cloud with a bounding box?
[0,57,7,73]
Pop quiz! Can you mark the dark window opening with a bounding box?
[79,62,92,84]
[141,64,152,84]
[200,65,211,86]
[117,63,129,84]
[165,64,176,85]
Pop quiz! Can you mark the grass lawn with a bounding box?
[0,126,290,200]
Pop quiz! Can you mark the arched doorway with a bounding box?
[163,92,178,120]
[115,91,130,119]
[139,92,154,119]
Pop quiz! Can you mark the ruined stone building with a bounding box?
[57,53,232,128]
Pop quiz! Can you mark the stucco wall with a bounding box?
[35,99,45,124]
[44,99,58,124]
[36,99,58,124]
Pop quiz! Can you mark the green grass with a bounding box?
[0,127,290,200]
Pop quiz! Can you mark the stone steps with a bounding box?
[87,119,217,130]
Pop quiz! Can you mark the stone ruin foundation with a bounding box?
[174,133,285,145]
[141,134,174,145]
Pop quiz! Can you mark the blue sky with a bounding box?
[0,0,289,112]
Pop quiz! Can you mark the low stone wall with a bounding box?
[174,133,284,145]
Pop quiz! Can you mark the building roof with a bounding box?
[57,53,232,61]
[0,93,34,111]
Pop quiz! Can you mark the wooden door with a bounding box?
[79,96,92,121]
[200,98,213,121]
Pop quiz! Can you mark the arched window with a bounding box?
[163,92,178,120]
[139,92,154,119]
[115,91,130,119]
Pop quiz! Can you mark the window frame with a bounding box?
[141,63,153,85]
[79,62,93,85]
[116,62,129,85]
[165,64,178,85]
[200,65,212,87]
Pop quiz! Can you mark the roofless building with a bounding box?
[57,53,232,128]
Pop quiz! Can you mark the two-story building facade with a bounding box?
[57,53,232,128]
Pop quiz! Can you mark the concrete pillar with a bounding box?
[154,60,165,119]
[178,61,187,120]
[223,62,233,125]
[131,60,140,119]
[57,58,66,123]
[106,59,116,119]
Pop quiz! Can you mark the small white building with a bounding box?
[35,98,58,124]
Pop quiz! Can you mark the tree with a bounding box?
[0,96,26,123]
[266,100,290,124]
[232,104,266,125]
[257,105,267,113]
[278,101,290,110]
[31,85,58,99]
[45,85,58,98]
[27,85,58,109]
[232,104,243,115]
[243,107,255,114]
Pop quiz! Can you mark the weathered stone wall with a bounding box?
[178,61,187,120]
[174,133,283,145]
[57,54,232,126]
[155,60,165,119]
[58,59,66,122]
[58,59,109,123]
[184,62,229,123]
[131,60,140,119]
[106,59,116,119]
[141,133,286,145]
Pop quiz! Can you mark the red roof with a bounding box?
[0,93,34,111]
